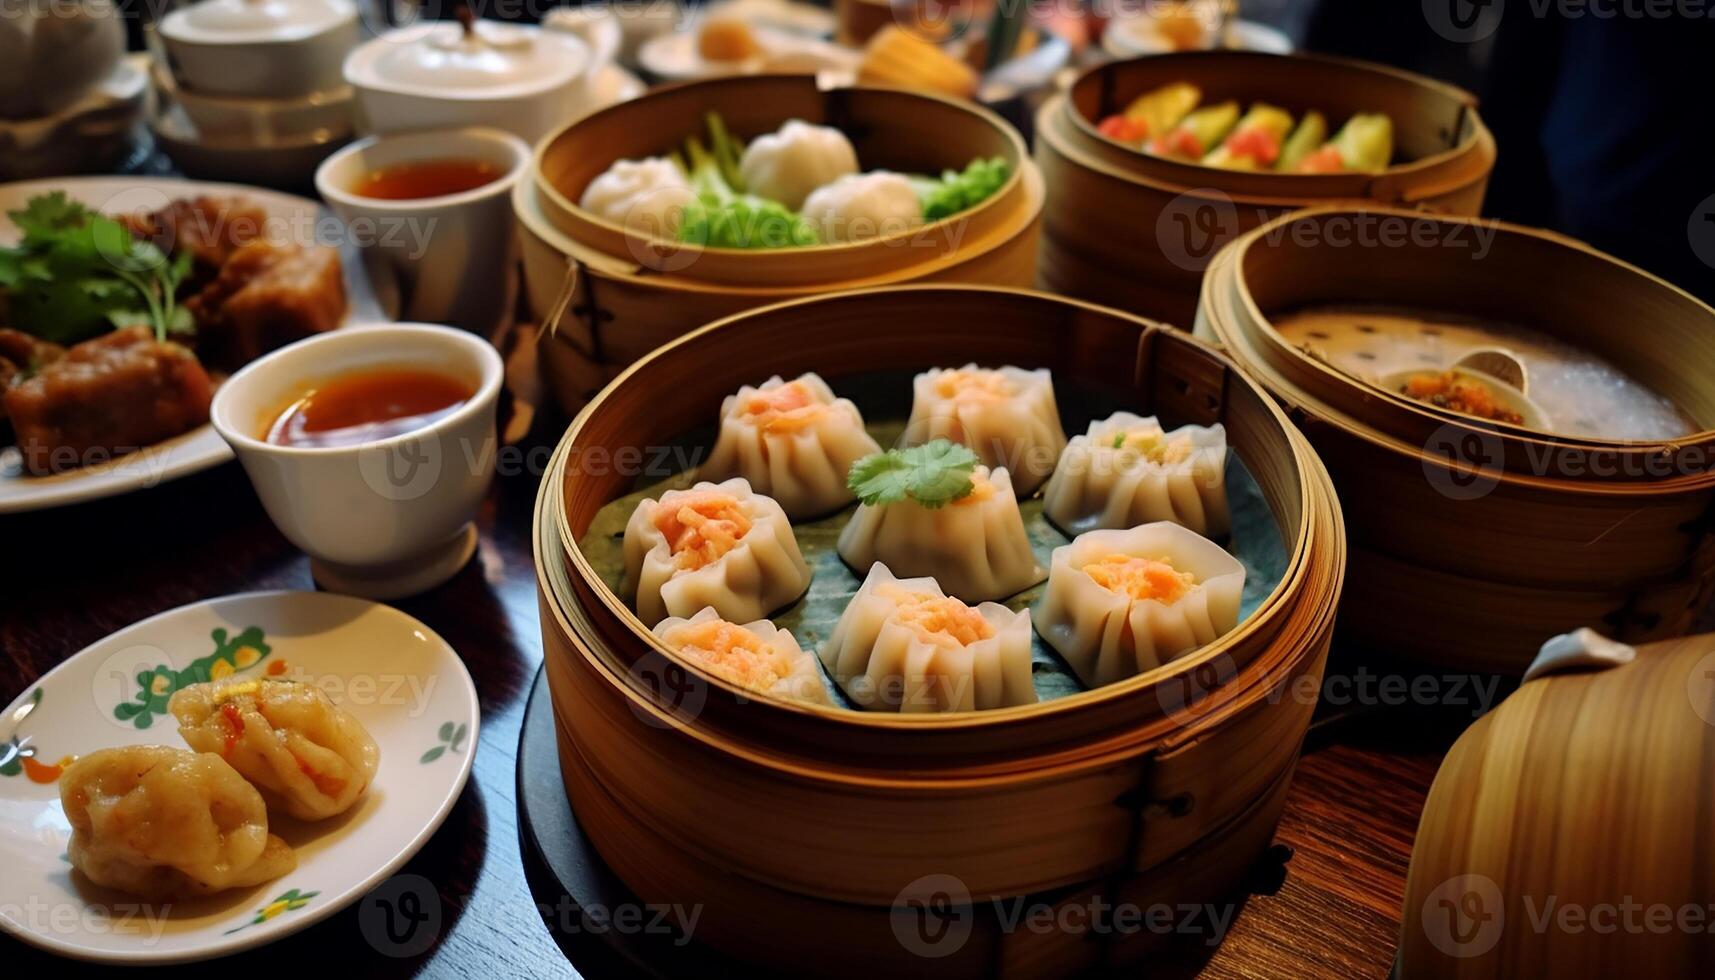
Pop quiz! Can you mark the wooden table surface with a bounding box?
[0,408,1465,978]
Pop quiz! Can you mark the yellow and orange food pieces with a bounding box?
[697,18,761,62]
[740,381,828,433]
[934,369,1015,404]
[876,584,996,646]
[663,619,787,692]
[1114,428,1194,464]
[1082,554,1197,603]
[654,490,754,571]
[1401,371,1523,425]
[951,471,997,507]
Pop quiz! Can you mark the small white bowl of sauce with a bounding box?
[210,323,504,599]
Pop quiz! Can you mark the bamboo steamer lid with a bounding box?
[533,286,1347,974]
[1034,51,1495,327]
[521,75,1045,413]
[1398,629,1715,977]
[1196,207,1715,673]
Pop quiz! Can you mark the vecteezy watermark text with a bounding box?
[891,873,1237,959]
[1156,193,1502,274]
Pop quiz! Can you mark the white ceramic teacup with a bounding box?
[316,127,528,335]
[210,323,504,600]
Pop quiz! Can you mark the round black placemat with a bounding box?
[515,665,747,978]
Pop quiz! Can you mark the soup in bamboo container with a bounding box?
[1034,51,1495,327]
[1398,629,1715,977]
[520,74,1044,414]
[1196,206,1715,673]
[533,285,1345,975]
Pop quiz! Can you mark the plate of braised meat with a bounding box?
[0,177,387,512]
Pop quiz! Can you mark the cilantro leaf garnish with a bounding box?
[847,440,981,509]
[0,192,195,345]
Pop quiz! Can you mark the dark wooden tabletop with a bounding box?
[0,407,1463,979]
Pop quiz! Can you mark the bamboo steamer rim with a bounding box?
[1208,206,1715,487]
[544,284,1343,749]
[536,385,1347,787]
[1202,245,1715,498]
[516,155,1047,297]
[530,74,1033,284]
[1058,50,1494,203]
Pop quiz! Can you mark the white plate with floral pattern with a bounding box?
[0,590,478,964]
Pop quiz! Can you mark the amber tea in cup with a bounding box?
[264,368,475,448]
[349,159,502,200]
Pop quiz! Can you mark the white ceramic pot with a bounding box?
[345,19,607,144]
[316,127,530,335]
[0,0,124,119]
[210,323,503,599]
[158,0,358,99]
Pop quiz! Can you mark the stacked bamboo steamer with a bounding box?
[517,74,1045,415]
[1196,206,1715,673]
[534,286,1345,976]
[1398,630,1715,977]
[1034,51,1495,327]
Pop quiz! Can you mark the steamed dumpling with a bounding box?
[838,463,1044,603]
[801,171,923,242]
[579,156,695,236]
[170,678,380,821]
[700,373,882,519]
[1042,413,1230,537]
[654,607,832,706]
[1035,524,1245,688]
[903,365,1067,495]
[820,563,1035,712]
[60,745,296,899]
[624,478,812,625]
[738,120,859,211]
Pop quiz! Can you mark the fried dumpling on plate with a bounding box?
[700,372,882,519]
[902,364,1067,495]
[60,745,296,900]
[623,477,812,625]
[1035,523,1245,688]
[1041,412,1230,537]
[653,607,832,707]
[820,563,1036,713]
[170,677,380,821]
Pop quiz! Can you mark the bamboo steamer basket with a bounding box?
[521,75,1044,414]
[533,285,1345,975]
[1195,206,1715,673]
[1397,631,1715,977]
[1034,51,1495,327]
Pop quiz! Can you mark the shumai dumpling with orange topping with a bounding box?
[623,478,812,625]
[60,745,297,899]
[701,373,882,519]
[653,607,831,706]
[170,677,380,821]
[1042,412,1230,537]
[837,441,1044,603]
[1035,523,1245,688]
[820,563,1035,713]
[902,364,1067,494]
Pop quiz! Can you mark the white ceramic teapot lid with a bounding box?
[160,0,356,43]
[345,20,588,99]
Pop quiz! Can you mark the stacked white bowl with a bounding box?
[151,0,360,178]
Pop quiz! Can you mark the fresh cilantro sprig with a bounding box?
[847,440,981,509]
[0,192,195,345]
